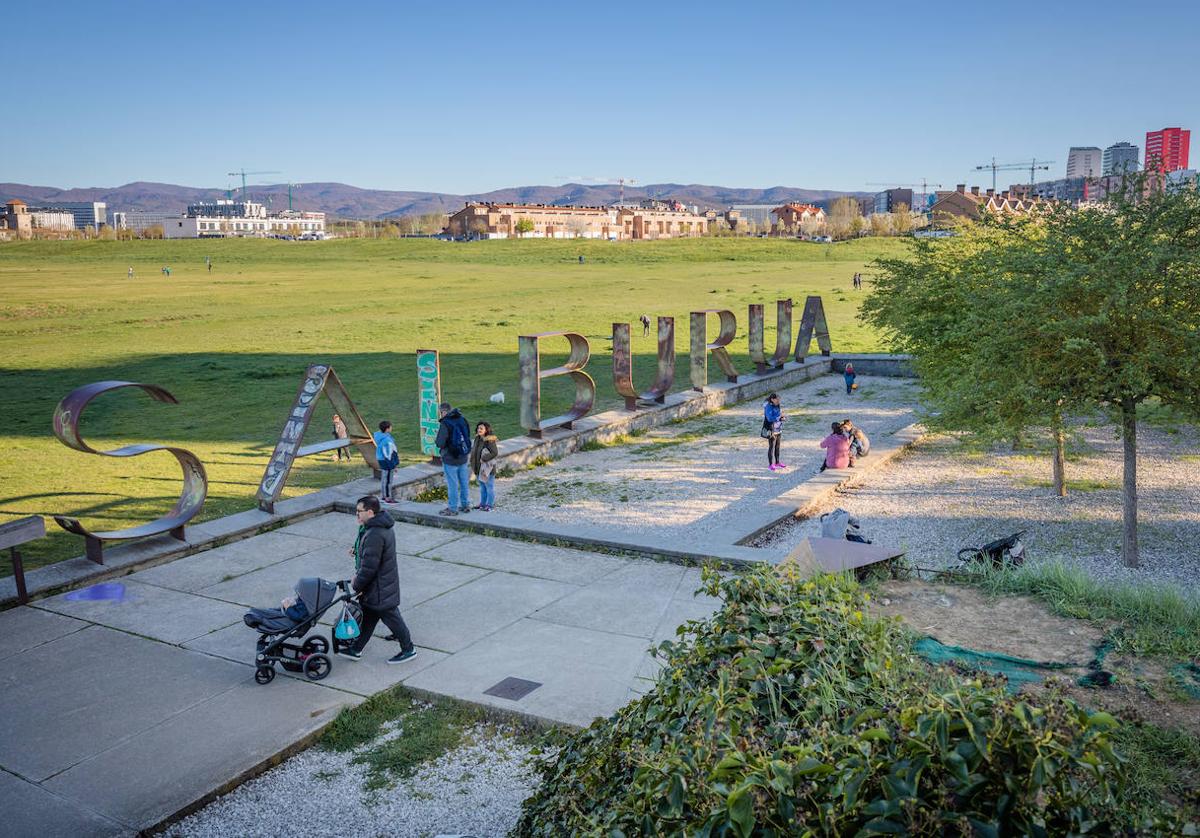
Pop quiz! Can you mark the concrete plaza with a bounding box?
[0,513,722,836]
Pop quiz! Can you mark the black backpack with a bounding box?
[449,420,472,458]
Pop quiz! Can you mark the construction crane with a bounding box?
[974,158,1054,192]
[226,169,281,202]
[287,183,301,212]
[866,180,943,209]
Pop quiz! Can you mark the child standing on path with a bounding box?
[843,362,857,395]
[373,420,399,503]
[470,421,499,510]
[762,392,785,471]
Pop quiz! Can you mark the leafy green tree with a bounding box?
[513,217,535,237]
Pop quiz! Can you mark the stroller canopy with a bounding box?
[295,577,338,615]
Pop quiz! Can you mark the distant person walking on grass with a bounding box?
[640,314,651,336]
[470,421,499,510]
[435,403,472,516]
[332,413,349,462]
[127,266,134,279]
[206,256,212,273]
[338,495,416,665]
[373,421,399,503]
[820,421,851,470]
[762,392,786,471]
[843,362,857,395]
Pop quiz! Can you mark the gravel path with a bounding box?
[756,422,1200,593]
[168,706,541,838]
[495,374,921,543]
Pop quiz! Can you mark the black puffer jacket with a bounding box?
[435,408,471,466]
[352,511,400,610]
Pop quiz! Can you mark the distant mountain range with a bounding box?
[0,180,870,220]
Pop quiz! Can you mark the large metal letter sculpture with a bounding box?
[416,349,442,460]
[749,299,793,374]
[257,365,377,512]
[51,381,208,564]
[519,331,595,437]
[690,309,738,390]
[794,295,832,362]
[612,317,675,410]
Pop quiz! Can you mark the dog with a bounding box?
[489,391,505,404]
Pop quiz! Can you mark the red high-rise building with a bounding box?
[1144,127,1190,172]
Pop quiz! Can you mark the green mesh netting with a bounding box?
[913,637,1074,693]
[1171,663,1200,700]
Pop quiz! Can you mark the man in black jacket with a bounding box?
[338,495,416,664]
[434,402,472,516]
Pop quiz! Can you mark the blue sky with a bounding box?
[3,1,1198,194]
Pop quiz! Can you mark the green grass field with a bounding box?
[0,236,899,572]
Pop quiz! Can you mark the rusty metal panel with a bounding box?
[747,299,793,374]
[519,331,596,437]
[256,365,377,513]
[612,317,675,410]
[795,295,832,362]
[51,381,208,563]
[690,309,738,390]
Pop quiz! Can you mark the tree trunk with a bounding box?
[1121,396,1139,568]
[1052,409,1067,497]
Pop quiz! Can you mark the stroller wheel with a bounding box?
[302,636,330,656]
[302,653,331,681]
[254,666,276,685]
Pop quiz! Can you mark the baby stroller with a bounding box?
[243,577,359,685]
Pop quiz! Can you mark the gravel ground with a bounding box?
[755,421,1200,593]
[167,706,542,838]
[495,374,921,543]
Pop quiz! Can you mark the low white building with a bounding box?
[162,200,326,239]
[28,208,76,230]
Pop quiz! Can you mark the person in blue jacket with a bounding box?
[843,362,857,395]
[762,392,785,471]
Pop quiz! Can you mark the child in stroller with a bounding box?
[243,577,360,685]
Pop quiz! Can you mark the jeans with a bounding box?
[478,472,495,507]
[443,461,470,509]
[845,378,855,394]
[767,434,782,465]
[351,605,413,654]
[379,468,394,500]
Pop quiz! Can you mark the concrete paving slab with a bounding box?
[198,544,351,609]
[182,621,261,665]
[274,511,359,543]
[405,572,577,653]
[35,581,247,645]
[0,626,246,781]
[126,530,326,593]
[629,596,724,701]
[44,678,358,833]
[529,560,685,639]
[404,618,650,727]
[674,567,726,610]
[0,769,129,838]
[0,605,88,662]
[424,534,625,584]
[279,640,449,696]
[392,521,467,556]
[398,554,491,607]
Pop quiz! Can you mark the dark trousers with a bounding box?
[767,433,782,465]
[352,605,413,654]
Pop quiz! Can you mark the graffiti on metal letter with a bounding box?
[518,331,595,437]
[748,299,793,374]
[417,349,442,458]
[612,317,675,410]
[794,295,832,362]
[257,365,377,512]
[689,309,738,390]
[51,380,208,564]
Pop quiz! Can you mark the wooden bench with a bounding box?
[0,516,45,604]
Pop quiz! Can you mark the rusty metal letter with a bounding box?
[612,317,675,410]
[257,365,378,512]
[51,381,208,564]
[794,295,832,362]
[690,309,738,390]
[519,331,595,437]
[748,299,793,374]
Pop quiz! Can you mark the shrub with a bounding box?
[516,567,1190,836]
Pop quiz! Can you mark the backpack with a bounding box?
[449,420,472,458]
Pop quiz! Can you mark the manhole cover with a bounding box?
[483,677,542,701]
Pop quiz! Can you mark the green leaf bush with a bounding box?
[515,566,1194,836]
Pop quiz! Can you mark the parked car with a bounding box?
[814,235,833,244]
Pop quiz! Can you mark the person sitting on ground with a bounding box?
[819,421,851,470]
[841,419,870,468]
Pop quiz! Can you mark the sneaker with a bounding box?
[481,505,492,511]
[336,648,362,661]
[768,464,778,471]
[438,508,458,517]
[473,504,485,510]
[459,507,471,514]
[388,649,418,665]
[776,463,787,469]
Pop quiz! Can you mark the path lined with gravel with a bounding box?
[756,422,1200,592]
[495,373,921,544]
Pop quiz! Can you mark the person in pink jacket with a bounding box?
[819,421,851,469]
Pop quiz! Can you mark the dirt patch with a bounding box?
[870,579,1105,664]
[871,580,1200,738]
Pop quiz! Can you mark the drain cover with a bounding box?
[483,676,542,701]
